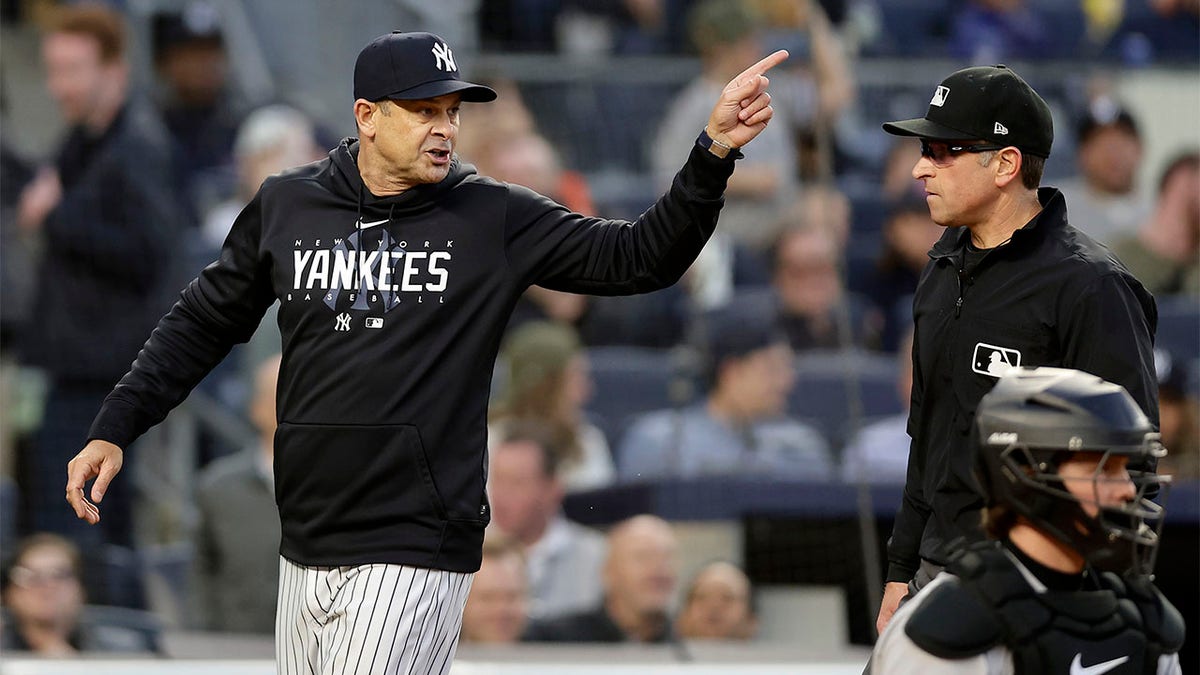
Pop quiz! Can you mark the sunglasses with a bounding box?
[920,140,1008,166]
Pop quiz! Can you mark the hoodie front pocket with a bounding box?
[273,422,447,543]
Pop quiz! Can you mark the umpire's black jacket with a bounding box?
[88,137,736,573]
[886,187,1158,584]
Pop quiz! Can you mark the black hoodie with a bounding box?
[89,137,735,572]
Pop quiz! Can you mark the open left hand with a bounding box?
[705,49,789,150]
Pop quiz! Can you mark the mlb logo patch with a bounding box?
[930,86,950,107]
[365,317,384,329]
[973,343,1021,377]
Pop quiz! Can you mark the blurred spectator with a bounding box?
[840,329,914,484]
[457,82,682,348]
[457,79,595,215]
[652,0,803,251]
[454,77,537,167]
[1111,151,1199,296]
[189,354,282,635]
[1155,348,1199,480]
[675,560,758,641]
[508,285,591,335]
[749,0,856,180]
[879,139,924,202]
[1151,0,1200,15]
[949,0,1053,63]
[492,321,615,490]
[771,223,872,351]
[508,284,688,351]
[1,533,157,654]
[486,421,607,619]
[190,104,312,429]
[15,3,182,605]
[461,531,530,644]
[789,183,852,249]
[617,307,833,480]
[653,0,852,310]
[524,514,677,643]
[852,197,940,352]
[0,132,36,348]
[1056,98,1151,244]
[479,0,688,55]
[151,0,247,220]
[1102,0,1199,64]
[477,131,596,215]
[201,104,323,251]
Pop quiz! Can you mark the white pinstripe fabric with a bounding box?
[276,557,473,675]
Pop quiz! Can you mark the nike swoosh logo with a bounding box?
[1070,653,1130,675]
[358,218,389,229]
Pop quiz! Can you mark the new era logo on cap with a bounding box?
[354,31,496,103]
[882,65,1053,158]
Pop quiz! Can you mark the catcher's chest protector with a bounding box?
[904,542,1183,675]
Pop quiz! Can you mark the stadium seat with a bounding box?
[788,350,904,451]
[142,542,195,626]
[584,345,701,446]
[863,0,953,57]
[80,605,164,653]
[1155,295,1200,361]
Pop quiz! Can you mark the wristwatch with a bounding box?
[696,128,735,159]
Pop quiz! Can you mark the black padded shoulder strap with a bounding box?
[904,575,1006,659]
[1119,573,1186,668]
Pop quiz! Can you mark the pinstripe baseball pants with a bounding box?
[276,557,473,675]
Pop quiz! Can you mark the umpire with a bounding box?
[874,65,1159,635]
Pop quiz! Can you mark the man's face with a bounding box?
[604,519,678,618]
[1078,126,1141,195]
[676,563,756,640]
[461,552,528,643]
[486,441,560,542]
[158,42,227,106]
[1056,451,1137,519]
[370,94,461,188]
[42,31,114,124]
[912,140,1002,228]
[4,545,84,627]
[773,230,841,317]
[719,343,796,418]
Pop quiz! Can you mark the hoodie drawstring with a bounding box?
[352,182,396,309]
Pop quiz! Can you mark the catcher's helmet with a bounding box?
[974,367,1168,575]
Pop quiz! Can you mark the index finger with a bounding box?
[736,50,789,80]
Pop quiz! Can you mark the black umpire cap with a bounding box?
[354,31,496,103]
[883,65,1053,159]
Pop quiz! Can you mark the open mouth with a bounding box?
[427,148,451,163]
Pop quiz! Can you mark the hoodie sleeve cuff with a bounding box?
[678,141,739,202]
[87,397,141,450]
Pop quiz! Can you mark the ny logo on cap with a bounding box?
[994,122,1009,135]
[930,86,950,107]
[431,42,457,72]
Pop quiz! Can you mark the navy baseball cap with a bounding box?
[883,65,1053,159]
[353,31,496,103]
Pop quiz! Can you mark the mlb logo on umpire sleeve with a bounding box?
[972,342,1021,378]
